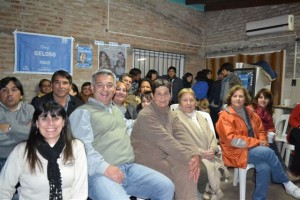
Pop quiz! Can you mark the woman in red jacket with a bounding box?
[289,103,300,176]
[216,85,300,199]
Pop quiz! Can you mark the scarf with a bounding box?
[36,134,65,200]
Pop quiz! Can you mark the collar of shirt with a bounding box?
[0,101,22,112]
[89,98,113,113]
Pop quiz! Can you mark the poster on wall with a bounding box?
[14,31,73,74]
[77,45,92,68]
[98,44,126,78]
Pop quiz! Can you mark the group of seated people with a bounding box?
[0,68,300,200]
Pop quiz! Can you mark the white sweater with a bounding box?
[0,139,88,200]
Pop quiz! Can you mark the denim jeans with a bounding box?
[248,146,289,200]
[88,163,175,200]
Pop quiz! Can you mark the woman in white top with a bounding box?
[0,101,88,200]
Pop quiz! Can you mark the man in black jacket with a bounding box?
[161,66,183,104]
[32,70,83,116]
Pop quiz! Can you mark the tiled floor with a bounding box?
[219,167,300,200]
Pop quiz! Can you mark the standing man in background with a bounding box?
[162,66,183,104]
[219,62,242,109]
[0,77,34,171]
[129,68,142,95]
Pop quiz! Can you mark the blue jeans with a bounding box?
[88,163,175,200]
[248,146,289,200]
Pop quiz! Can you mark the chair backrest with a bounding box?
[197,111,217,139]
[275,114,290,138]
[170,103,179,111]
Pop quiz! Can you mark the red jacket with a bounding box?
[216,105,267,168]
[289,103,300,128]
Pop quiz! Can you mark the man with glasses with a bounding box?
[70,69,175,200]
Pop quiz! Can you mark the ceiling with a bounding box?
[169,0,300,12]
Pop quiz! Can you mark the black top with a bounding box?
[32,92,83,116]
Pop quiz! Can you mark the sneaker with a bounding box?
[285,184,300,199]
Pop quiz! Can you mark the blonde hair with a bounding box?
[178,88,196,103]
[198,98,210,113]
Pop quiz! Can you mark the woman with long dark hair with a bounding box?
[0,101,87,199]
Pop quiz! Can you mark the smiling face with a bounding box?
[92,74,115,106]
[122,76,132,91]
[187,76,193,83]
[179,92,196,113]
[140,80,152,94]
[113,82,127,105]
[0,81,22,111]
[41,80,52,94]
[52,75,71,98]
[141,96,152,108]
[82,85,92,96]
[153,86,170,109]
[36,113,64,145]
[231,89,245,109]
[257,94,270,110]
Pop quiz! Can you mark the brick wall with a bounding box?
[0,0,299,102]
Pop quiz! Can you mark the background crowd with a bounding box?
[0,62,300,200]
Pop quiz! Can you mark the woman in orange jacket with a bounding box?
[216,85,300,199]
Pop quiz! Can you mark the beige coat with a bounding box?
[131,102,200,200]
[173,109,221,193]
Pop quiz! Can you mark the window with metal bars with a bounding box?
[132,48,185,78]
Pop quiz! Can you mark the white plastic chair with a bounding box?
[233,163,255,200]
[281,142,295,167]
[275,114,290,151]
[170,103,179,111]
[198,111,217,139]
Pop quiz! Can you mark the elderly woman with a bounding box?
[216,85,300,199]
[0,101,88,199]
[174,88,223,200]
[131,79,207,200]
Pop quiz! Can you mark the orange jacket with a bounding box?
[216,105,267,168]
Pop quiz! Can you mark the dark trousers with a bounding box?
[197,162,209,194]
[289,128,300,175]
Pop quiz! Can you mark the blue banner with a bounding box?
[77,45,92,68]
[14,31,73,74]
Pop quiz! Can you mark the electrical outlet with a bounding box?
[292,79,296,86]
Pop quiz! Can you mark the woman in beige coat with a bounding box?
[174,88,223,200]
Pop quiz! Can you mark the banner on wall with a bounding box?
[98,44,127,78]
[77,45,92,68]
[14,31,73,74]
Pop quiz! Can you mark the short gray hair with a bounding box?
[91,69,116,85]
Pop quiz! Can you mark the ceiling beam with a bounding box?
[186,0,300,11]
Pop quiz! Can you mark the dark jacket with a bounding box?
[161,75,183,104]
[32,92,83,116]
